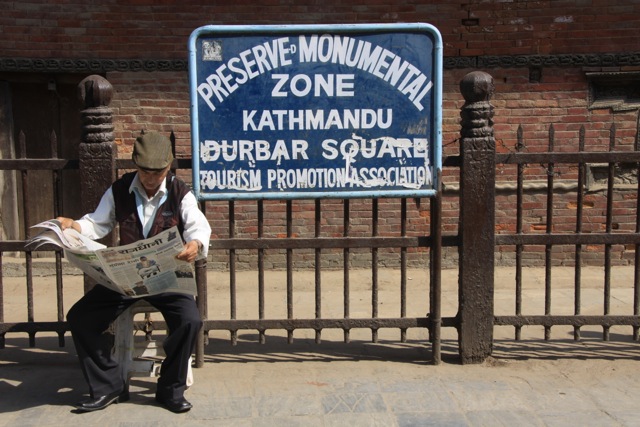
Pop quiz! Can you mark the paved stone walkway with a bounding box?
[2,335,640,426]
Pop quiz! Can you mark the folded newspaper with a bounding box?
[26,220,196,297]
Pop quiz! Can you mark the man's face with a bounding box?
[137,165,170,196]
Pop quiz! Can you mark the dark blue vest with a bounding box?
[112,172,190,245]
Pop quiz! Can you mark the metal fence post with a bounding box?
[77,75,117,292]
[458,71,496,364]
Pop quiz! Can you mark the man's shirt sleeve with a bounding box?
[74,188,117,240]
[179,191,212,257]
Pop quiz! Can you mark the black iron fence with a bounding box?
[0,134,443,364]
[0,130,75,348]
[1,71,639,366]
[494,121,640,342]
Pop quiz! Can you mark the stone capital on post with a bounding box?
[78,75,117,290]
[460,70,495,104]
[458,71,496,364]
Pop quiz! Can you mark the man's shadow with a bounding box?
[0,335,156,413]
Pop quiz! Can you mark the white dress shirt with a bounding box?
[75,173,211,257]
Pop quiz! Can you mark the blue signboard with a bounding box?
[188,24,442,200]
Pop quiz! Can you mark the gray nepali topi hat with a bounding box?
[132,132,174,170]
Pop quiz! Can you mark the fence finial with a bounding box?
[78,75,113,109]
[460,71,494,103]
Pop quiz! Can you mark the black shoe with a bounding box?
[155,395,192,413]
[74,389,129,412]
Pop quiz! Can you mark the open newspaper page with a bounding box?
[27,220,126,294]
[27,221,196,297]
[63,248,123,294]
[27,219,93,250]
[94,227,196,297]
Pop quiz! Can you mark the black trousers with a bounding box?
[67,285,202,401]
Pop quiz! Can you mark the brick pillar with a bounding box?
[458,71,496,364]
[78,75,117,292]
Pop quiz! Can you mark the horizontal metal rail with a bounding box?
[4,235,461,252]
[113,316,459,334]
[496,233,640,246]
[445,151,640,168]
[496,151,640,164]
[0,322,69,335]
[495,315,640,328]
[0,159,79,170]
[209,236,451,250]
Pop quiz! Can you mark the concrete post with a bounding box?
[78,75,117,292]
[458,71,496,364]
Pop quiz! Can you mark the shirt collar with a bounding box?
[129,173,168,201]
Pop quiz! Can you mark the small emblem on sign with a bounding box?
[202,41,222,61]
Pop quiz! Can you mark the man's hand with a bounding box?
[56,216,81,232]
[176,240,201,263]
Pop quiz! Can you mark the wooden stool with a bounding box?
[113,300,193,390]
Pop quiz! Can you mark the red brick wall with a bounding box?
[2,1,638,58]
[3,1,640,268]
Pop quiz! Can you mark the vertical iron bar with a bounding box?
[195,200,208,366]
[51,130,65,347]
[371,199,379,343]
[0,251,5,350]
[544,125,555,341]
[574,126,586,341]
[52,87,65,347]
[0,253,4,348]
[430,171,442,365]
[400,198,407,343]
[194,257,207,366]
[258,200,265,344]
[515,125,524,340]
[315,199,322,344]
[286,200,293,344]
[604,124,615,341]
[201,200,210,324]
[229,200,237,345]
[20,131,35,347]
[343,199,350,343]
[634,114,640,341]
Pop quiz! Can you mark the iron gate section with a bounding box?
[197,196,445,365]
[0,131,73,348]
[494,124,640,341]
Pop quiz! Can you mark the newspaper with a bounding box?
[26,220,196,297]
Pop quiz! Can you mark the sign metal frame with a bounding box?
[188,23,443,201]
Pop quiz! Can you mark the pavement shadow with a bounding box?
[0,335,85,413]
[201,329,640,366]
[5,329,637,415]
[0,335,162,415]
[201,332,461,365]
[491,337,640,361]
